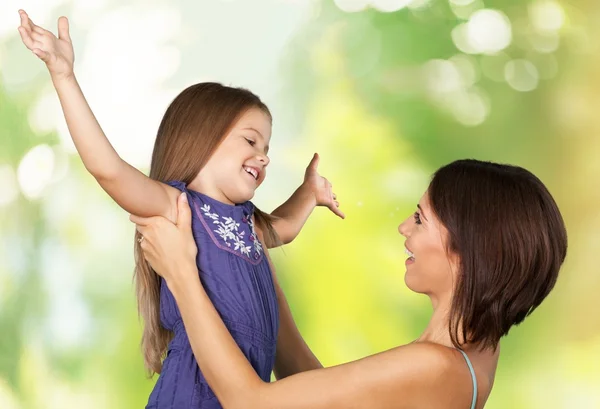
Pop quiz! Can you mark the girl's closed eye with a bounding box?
[413,212,422,225]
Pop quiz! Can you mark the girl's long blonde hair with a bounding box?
[134,82,279,377]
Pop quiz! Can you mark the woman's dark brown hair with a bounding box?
[428,159,567,350]
[134,82,279,377]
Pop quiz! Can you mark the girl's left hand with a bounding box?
[304,153,345,219]
[129,192,198,286]
[17,10,75,81]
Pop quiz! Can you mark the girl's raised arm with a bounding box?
[18,10,178,221]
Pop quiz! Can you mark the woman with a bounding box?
[131,159,567,409]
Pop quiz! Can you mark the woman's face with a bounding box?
[398,191,458,301]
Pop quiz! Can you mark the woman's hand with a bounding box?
[303,153,345,219]
[17,10,75,82]
[129,192,198,288]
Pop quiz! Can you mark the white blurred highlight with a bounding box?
[529,30,560,53]
[466,9,512,54]
[372,0,415,12]
[17,144,55,200]
[505,59,539,92]
[423,58,489,126]
[452,24,478,54]
[0,0,68,41]
[424,59,463,94]
[450,0,476,5]
[529,0,565,32]
[0,165,19,207]
[29,88,62,135]
[449,0,484,20]
[334,0,420,12]
[0,378,19,409]
[448,87,489,126]
[72,5,182,167]
[334,0,369,12]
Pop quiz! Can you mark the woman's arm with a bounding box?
[131,194,455,409]
[168,263,450,409]
[18,10,177,221]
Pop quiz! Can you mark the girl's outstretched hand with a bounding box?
[304,153,345,219]
[17,9,74,81]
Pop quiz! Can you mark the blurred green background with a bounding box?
[1,0,599,408]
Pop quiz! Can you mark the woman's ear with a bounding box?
[448,249,461,278]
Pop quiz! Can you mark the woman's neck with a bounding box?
[415,293,461,348]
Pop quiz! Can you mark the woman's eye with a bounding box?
[245,138,255,146]
[413,212,422,225]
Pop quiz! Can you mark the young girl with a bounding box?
[18,10,344,408]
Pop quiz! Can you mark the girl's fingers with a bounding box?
[331,204,345,219]
[19,10,32,32]
[26,14,45,35]
[32,48,50,62]
[30,30,46,43]
[19,11,56,47]
[58,16,71,42]
[32,25,46,35]
[18,26,34,49]
[21,11,50,37]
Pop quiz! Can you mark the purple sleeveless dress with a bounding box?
[145,181,279,409]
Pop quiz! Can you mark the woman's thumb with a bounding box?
[177,192,192,229]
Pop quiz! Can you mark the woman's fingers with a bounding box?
[134,224,150,239]
[129,214,153,226]
[129,214,172,240]
[138,237,159,272]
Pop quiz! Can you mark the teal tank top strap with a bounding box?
[458,349,478,409]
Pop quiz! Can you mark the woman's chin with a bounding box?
[404,269,426,294]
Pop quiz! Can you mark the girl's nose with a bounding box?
[257,153,270,166]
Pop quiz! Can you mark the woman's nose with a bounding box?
[398,218,410,237]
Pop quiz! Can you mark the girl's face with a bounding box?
[192,107,272,205]
[398,191,459,301]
